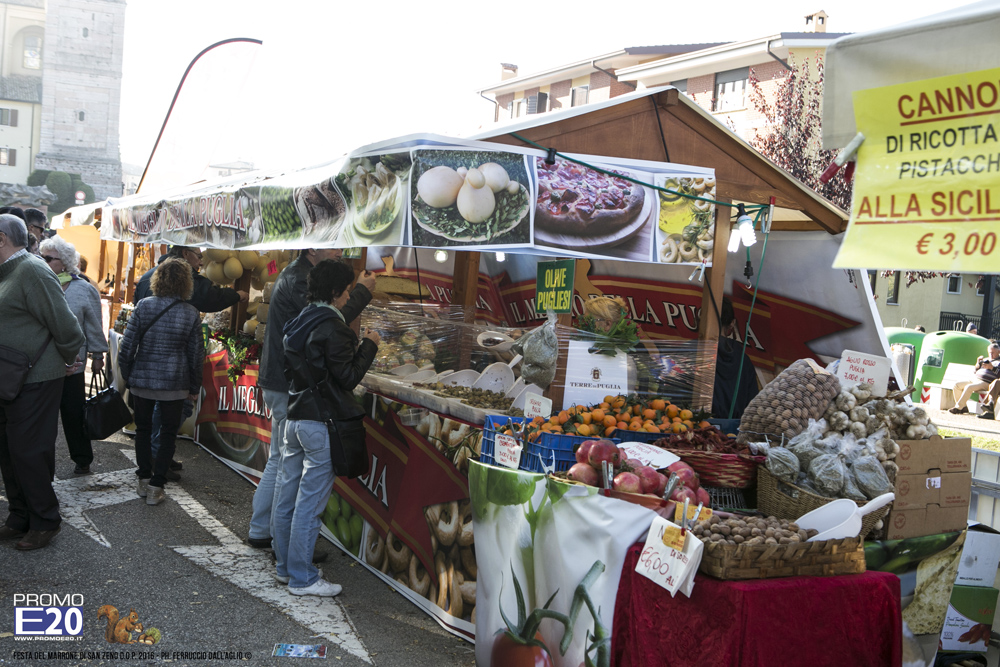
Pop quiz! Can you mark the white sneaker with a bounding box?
[274,567,321,585]
[146,485,166,505]
[288,578,341,597]
[136,479,149,498]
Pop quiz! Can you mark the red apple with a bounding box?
[567,462,600,486]
[588,440,621,469]
[575,440,598,465]
[667,461,699,491]
[613,472,642,494]
[634,466,661,494]
[696,486,712,507]
[669,486,697,504]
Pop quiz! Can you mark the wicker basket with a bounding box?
[756,467,890,540]
[699,535,866,580]
[667,450,765,488]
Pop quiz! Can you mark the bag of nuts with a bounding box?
[737,359,840,445]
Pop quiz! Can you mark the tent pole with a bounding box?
[452,251,481,369]
[695,200,731,412]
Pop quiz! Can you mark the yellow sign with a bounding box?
[834,67,1000,271]
[661,523,687,550]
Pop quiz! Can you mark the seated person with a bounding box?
[978,378,1000,420]
[950,342,1000,414]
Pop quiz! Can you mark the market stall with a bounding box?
[98,87,926,658]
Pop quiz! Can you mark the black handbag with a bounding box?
[0,334,52,403]
[84,369,132,440]
[326,416,369,479]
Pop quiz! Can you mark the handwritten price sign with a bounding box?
[635,516,703,597]
[837,350,890,397]
[494,433,522,469]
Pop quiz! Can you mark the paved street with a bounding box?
[0,428,476,667]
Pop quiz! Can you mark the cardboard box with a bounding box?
[956,527,1000,588]
[892,471,972,510]
[884,505,969,540]
[895,436,972,475]
[939,585,998,653]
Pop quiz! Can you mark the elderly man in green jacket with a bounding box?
[0,214,85,550]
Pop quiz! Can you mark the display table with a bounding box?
[612,543,902,667]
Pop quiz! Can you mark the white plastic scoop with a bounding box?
[472,362,515,393]
[796,493,894,542]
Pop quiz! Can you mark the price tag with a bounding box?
[661,523,686,550]
[635,515,704,598]
[619,442,680,469]
[494,433,522,469]
[523,393,552,420]
[836,350,890,397]
[674,504,713,524]
[267,260,278,276]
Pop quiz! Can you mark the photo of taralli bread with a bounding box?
[657,174,717,264]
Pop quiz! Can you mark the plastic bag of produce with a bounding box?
[852,454,892,499]
[737,358,840,444]
[808,452,847,497]
[514,311,558,389]
[836,432,867,463]
[766,447,800,484]
[788,418,829,467]
[841,468,869,502]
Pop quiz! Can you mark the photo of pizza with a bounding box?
[533,157,654,261]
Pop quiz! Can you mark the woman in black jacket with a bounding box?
[273,260,379,596]
[119,258,204,506]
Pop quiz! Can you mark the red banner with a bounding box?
[334,407,472,585]
[197,350,272,444]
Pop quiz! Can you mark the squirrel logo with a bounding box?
[97,605,144,645]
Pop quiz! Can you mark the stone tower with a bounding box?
[33,0,125,200]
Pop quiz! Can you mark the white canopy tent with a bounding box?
[822,0,1000,149]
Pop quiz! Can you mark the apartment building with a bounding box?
[872,272,1000,337]
[478,11,847,142]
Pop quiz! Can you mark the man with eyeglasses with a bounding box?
[133,246,249,478]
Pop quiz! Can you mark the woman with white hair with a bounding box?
[39,236,108,474]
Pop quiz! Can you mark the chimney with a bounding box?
[500,63,518,81]
[804,10,828,33]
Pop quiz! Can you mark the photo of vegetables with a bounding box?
[410,148,532,247]
[336,152,411,247]
[656,174,716,264]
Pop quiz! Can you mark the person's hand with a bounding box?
[65,358,83,375]
[363,329,381,346]
[358,270,376,292]
[237,290,250,303]
[91,356,104,374]
[188,393,198,403]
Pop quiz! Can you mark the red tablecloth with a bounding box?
[612,543,902,667]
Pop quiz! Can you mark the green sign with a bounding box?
[536,259,575,314]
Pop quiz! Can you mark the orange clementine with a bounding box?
[645,424,660,433]
[679,409,693,421]
[557,411,569,425]
[699,420,712,429]
[541,423,553,431]
[617,421,629,430]
[671,422,685,433]
[666,405,680,419]
[603,415,617,428]
[672,416,682,423]
[580,412,593,425]
[577,423,592,437]
[591,409,606,421]
[629,422,642,431]
[605,425,617,436]
[599,402,611,411]
[650,399,666,411]
[612,398,626,409]
[604,395,617,404]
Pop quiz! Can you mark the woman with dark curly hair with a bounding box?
[118,258,204,505]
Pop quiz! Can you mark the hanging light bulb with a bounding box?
[495,252,506,262]
[433,250,449,263]
[736,203,756,248]
[727,228,741,253]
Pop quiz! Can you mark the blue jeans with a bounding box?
[248,389,288,541]
[273,419,334,588]
[151,398,194,460]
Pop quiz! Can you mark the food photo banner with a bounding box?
[835,67,1000,271]
[101,135,716,265]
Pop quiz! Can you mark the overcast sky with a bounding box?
[119,0,978,189]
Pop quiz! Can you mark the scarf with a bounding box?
[57,271,73,286]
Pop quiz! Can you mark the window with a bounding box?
[526,93,547,114]
[947,275,961,294]
[887,271,901,305]
[82,27,89,38]
[512,98,526,118]
[0,109,18,127]
[78,111,85,122]
[0,148,17,166]
[23,35,41,70]
[571,85,589,107]
[714,67,749,112]
[978,279,987,296]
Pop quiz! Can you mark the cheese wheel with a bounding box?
[204,261,227,285]
[256,303,269,323]
[223,257,244,281]
[238,250,258,270]
[242,318,258,334]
